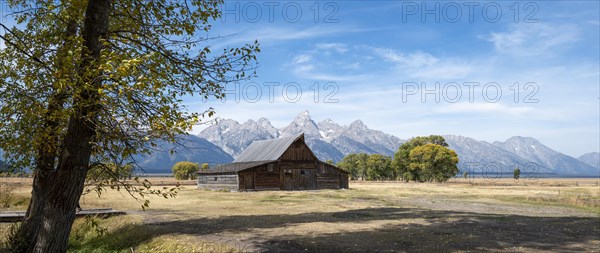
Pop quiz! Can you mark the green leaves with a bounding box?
[1,0,257,211]
[172,161,200,180]
[366,154,393,181]
[338,153,393,181]
[407,143,459,182]
[393,135,451,181]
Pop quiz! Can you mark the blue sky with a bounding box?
[1,1,598,157]
[189,1,599,157]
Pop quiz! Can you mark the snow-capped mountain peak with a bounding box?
[258,117,279,137]
[199,110,403,162]
[493,136,596,175]
[280,111,321,138]
[317,119,344,141]
[348,120,368,130]
[195,111,596,176]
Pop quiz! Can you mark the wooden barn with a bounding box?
[197,133,349,191]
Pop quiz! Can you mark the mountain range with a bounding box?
[198,110,402,162]
[132,135,233,173]
[0,136,234,174]
[578,152,599,168]
[195,111,598,176]
[0,111,597,176]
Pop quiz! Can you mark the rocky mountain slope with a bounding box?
[133,135,233,173]
[578,152,599,169]
[1,112,596,176]
[198,110,402,162]
[444,135,553,174]
[493,137,597,175]
[198,111,598,176]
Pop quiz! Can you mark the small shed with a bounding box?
[197,133,349,191]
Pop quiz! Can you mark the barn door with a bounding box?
[305,169,317,190]
[298,169,316,190]
[283,170,293,190]
[244,173,254,190]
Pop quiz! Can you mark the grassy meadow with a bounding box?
[1,177,599,252]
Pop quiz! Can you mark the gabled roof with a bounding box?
[197,161,275,174]
[234,133,305,162]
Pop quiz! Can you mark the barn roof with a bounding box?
[197,160,275,174]
[233,133,305,163]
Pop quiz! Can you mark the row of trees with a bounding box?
[337,153,392,181]
[337,135,459,182]
[172,161,209,180]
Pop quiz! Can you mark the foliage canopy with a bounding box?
[338,135,459,182]
[0,0,259,251]
[172,161,200,180]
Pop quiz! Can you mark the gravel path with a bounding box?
[398,197,598,218]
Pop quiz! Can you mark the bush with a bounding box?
[6,222,28,252]
[0,185,14,208]
[172,161,200,180]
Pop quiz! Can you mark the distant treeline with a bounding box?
[0,171,29,177]
[337,135,459,182]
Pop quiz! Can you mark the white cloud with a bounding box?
[486,23,580,56]
[373,48,439,67]
[372,47,472,79]
[294,64,315,73]
[316,43,348,53]
[289,44,370,82]
[293,54,312,64]
[210,25,364,49]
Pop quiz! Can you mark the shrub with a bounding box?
[6,222,28,252]
[513,168,521,181]
[172,161,200,180]
[0,185,14,208]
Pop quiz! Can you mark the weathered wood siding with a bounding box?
[238,171,253,191]
[196,135,349,191]
[282,168,317,190]
[280,161,317,190]
[197,163,348,191]
[238,163,280,191]
[340,171,349,189]
[197,174,239,191]
[316,162,344,189]
[280,139,317,161]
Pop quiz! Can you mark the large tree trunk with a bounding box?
[20,90,71,252]
[13,17,79,252]
[18,170,53,252]
[26,0,112,252]
[31,116,96,253]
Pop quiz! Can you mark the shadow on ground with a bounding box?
[71,207,600,252]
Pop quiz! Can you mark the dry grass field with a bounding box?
[1,177,599,252]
